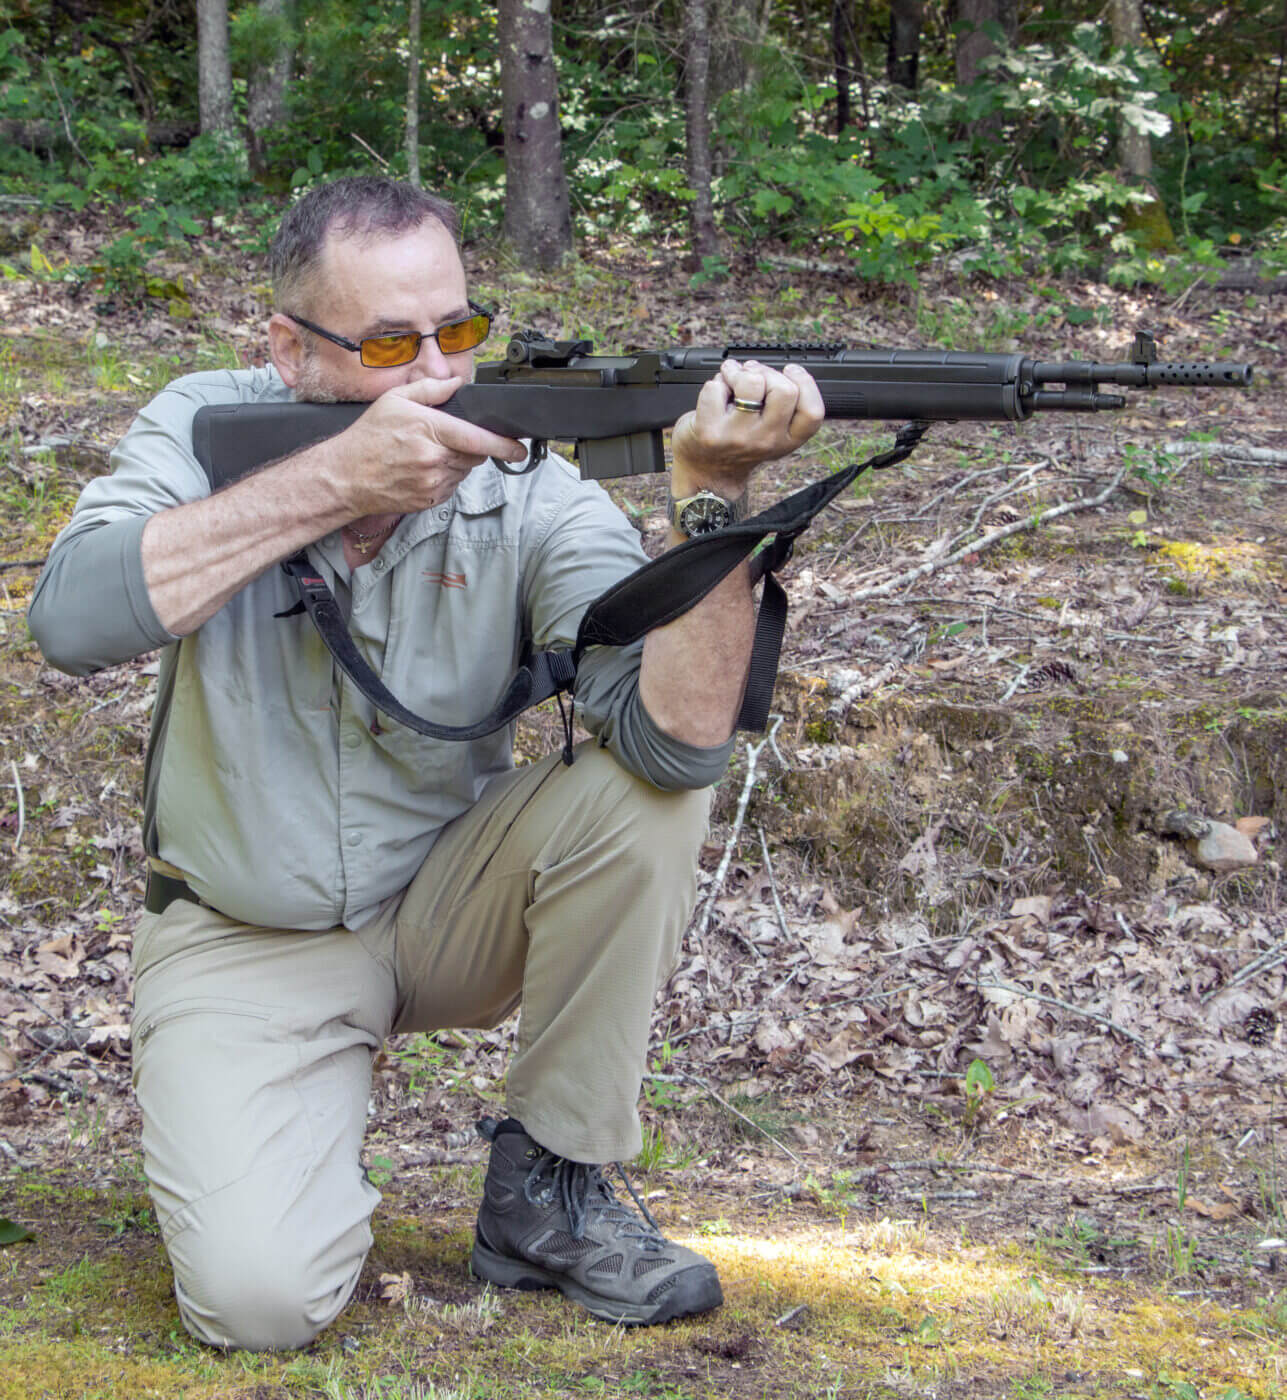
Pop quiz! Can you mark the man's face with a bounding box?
[273,219,477,403]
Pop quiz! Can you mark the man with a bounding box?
[28,176,823,1350]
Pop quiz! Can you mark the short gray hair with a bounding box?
[270,176,461,315]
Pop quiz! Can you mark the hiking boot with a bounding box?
[470,1117,723,1325]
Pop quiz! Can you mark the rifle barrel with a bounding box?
[1032,359,1253,389]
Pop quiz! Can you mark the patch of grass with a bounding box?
[2,1186,1285,1398]
[1243,1292,1287,1340]
[85,335,134,393]
[0,1342,222,1400]
[722,1090,801,1147]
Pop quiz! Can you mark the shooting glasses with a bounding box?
[286,301,493,367]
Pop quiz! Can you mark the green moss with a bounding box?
[1122,195,1178,252]
[0,1342,221,1400]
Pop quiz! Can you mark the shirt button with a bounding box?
[346,832,363,848]
[344,731,361,749]
[372,557,387,573]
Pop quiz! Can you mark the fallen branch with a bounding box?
[976,977,1153,1052]
[8,759,23,852]
[694,717,783,948]
[998,663,1031,703]
[0,1139,35,1170]
[0,559,44,574]
[826,655,903,717]
[678,1070,806,1169]
[404,1149,480,1168]
[757,824,791,945]
[842,1157,1044,1183]
[1160,441,1287,467]
[1201,935,1287,1005]
[844,464,1131,607]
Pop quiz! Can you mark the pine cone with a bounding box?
[1245,1007,1277,1047]
[1025,660,1078,690]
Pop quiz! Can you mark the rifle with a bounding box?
[190,329,1253,488]
[187,328,1254,753]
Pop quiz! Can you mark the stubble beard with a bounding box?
[292,350,341,405]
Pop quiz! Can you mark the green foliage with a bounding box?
[703,21,1261,286]
[1,1,1285,294]
[0,1217,33,1246]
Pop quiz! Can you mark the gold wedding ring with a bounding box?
[732,396,764,413]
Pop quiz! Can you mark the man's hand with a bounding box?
[669,358,824,499]
[329,376,527,518]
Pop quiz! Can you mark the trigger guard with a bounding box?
[493,439,547,476]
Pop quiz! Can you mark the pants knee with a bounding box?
[166,1175,372,1351]
[576,745,712,859]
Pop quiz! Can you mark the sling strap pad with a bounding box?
[274,422,928,750]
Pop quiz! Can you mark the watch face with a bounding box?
[678,493,732,534]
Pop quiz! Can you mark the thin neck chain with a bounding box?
[344,520,398,553]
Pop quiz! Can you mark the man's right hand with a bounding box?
[330,376,528,519]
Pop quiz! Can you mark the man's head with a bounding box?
[267,176,482,403]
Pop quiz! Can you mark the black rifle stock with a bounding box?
[191,329,1254,488]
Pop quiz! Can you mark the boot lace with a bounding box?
[524,1152,665,1248]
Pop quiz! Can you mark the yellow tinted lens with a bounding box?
[436,312,490,354]
[361,333,420,367]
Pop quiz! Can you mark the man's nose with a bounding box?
[408,333,452,379]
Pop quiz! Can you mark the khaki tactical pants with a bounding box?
[130,744,710,1350]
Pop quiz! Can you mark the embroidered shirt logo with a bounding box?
[422,570,467,589]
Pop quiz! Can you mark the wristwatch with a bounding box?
[668,488,749,536]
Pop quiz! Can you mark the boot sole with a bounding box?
[470,1239,723,1326]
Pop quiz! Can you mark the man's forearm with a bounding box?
[638,550,754,748]
[141,439,353,635]
[638,447,756,747]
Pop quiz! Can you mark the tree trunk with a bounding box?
[709,0,755,105]
[832,0,852,133]
[685,0,719,260]
[886,0,922,90]
[196,0,236,138]
[954,0,1016,86]
[406,0,422,187]
[247,0,293,178]
[498,0,573,268]
[1109,0,1176,249]
[1110,0,1151,183]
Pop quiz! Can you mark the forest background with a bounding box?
[0,0,1285,294]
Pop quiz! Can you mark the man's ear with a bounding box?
[267,313,306,387]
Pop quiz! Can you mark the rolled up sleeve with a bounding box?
[27,368,286,675]
[27,513,177,673]
[573,641,736,791]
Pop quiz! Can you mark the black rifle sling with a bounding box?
[275,422,928,750]
[275,557,578,742]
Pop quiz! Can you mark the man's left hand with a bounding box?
[669,358,825,499]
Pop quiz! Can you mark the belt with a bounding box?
[143,870,204,915]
